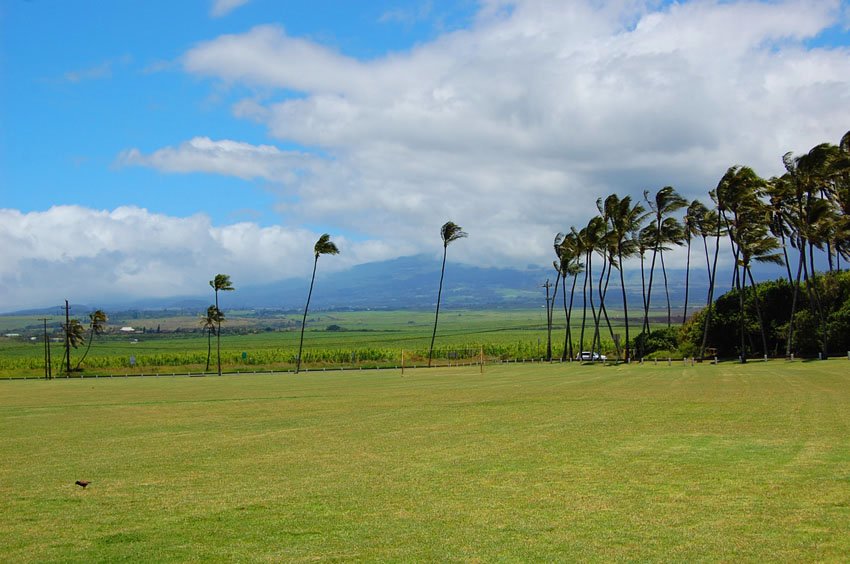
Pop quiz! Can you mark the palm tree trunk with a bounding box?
[639,252,647,358]
[699,217,722,359]
[737,261,747,363]
[215,290,221,376]
[579,253,590,353]
[75,327,95,370]
[565,272,578,361]
[428,246,448,367]
[643,239,659,340]
[599,258,620,360]
[683,235,692,324]
[746,266,770,357]
[590,253,606,357]
[618,250,631,362]
[206,327,212,371]
[785,241,805,357]
[297,255,319,373]
[660,251,672,327]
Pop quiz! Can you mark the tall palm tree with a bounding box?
[641,187,687,338]
[209,274,234,376]
[201,305,222,372]
[605,195,646,361]
[429,221,467,367]
[682,200,708,324]
[557,232,583,361]
[715,165,766,362]
[297,234,340,373]
[75,309,108,370]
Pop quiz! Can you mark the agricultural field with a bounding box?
[0,309,661,377]
[1,361,849,561]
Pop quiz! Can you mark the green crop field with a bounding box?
[0,309,665,377]
[2,361,849,561]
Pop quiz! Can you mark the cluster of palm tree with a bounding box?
[550,130,850,362]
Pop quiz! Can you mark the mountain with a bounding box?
[6,252,786,315]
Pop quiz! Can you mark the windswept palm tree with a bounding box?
[201,305,222,372]
[557,232,582,361]
[75,309,108,370]
[297,234,340,373]
[61,319,85,375]
[605,194,646,361]
[641,186,687,338]
[209,274,234,376]
[682,200,707,324]
[429,221,467,367]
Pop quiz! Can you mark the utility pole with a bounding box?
[542,279,552,361]
[40,318,52,379]
[64,300,71,375]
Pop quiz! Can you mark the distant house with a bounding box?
[119,326,136,333]
[4,333,20,337]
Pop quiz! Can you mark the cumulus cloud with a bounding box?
[171,0,850,271]
[0,206,403,311]
[210,0,251,18]
[116,136,315,183]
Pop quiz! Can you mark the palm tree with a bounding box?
[682,200,707,324]
[296,234,340,373]
[201,305,222,372]
[209,274,234,376]
[557,232,583,361]
[75,309,108,370]
[605,195,646,362]
[429,221,467,367]
[715,165,767,362]
[61,320,85,375]
[641,187,687,338]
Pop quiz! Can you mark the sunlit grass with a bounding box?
[2,361,849,560]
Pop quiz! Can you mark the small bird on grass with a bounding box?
[75,480,90,488]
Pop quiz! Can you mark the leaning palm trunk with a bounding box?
[660,251,672,327]
[699,217,722,359]
[683,235,692,324]
[642,243,659,341]
[429,245,449,367]
[564,273,578,361]
[785,241,805,357]
[296,256,320,373]
[746,267,770,357]
[598,258,620,360]
[618,251,631,362]
[590,254,607,358]
[75,328,96,370]
[737,263,747,362]
[206,326,213,371]
[579,254,591,353]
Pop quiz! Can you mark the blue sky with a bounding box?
[1,0,849,310]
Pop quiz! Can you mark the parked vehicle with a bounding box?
[576,351,607,361]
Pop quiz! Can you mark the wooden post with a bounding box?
[480,345,484,374]
[401,349,405,377]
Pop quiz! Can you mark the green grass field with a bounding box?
[2,361,849,561]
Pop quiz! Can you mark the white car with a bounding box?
[576,351,607,361]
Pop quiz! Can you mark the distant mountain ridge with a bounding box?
[5,253,747,315]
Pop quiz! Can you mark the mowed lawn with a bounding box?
[1,362,849,561]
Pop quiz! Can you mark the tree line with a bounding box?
[550,130,850,362]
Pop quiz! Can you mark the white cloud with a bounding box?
[210,0,251,18]
[0,206,402,311]
[173,0,850,269]
[116,137,315,183]
[84,0,849,310]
